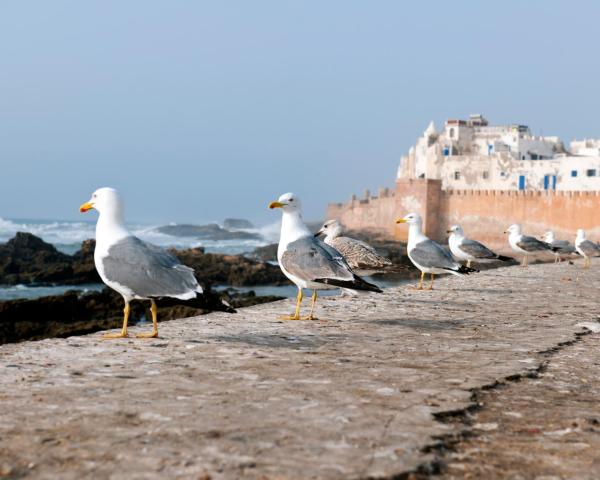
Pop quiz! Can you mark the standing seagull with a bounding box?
[447,225,513,268]
[315,219,392,275]
[575,229,600,269]
[396,213,475,290]
[80,187,204,338]
[504,224,554,267]
[542,231,576,263]
[269,193,381,320]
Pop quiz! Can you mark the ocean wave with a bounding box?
[0,217,281,255]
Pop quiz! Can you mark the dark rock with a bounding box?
[0,286,237,345]
[156,224,261,241]
[0,232,100,285]
[248,243,278,262]
[172,247,287,286]
[223,218,254,230]
[0,234,285,287]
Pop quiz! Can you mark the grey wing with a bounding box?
[281,237,354,282]
[410,239,458,270]
[517,235,551,252]
[579,240,600,256]
[553,240,575,253]
[459,238,497,259]
[331,236,392,270]
[103,236,199,297]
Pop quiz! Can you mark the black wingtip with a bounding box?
[456,265,478,274]
[315,276,383,293]
[496,255,514,262]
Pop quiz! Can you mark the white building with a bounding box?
[397,115,600,191]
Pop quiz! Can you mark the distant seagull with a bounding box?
[504,224,554,267]
[447,225,513,268]
[315,219,392,276]
[269,193,381,320]
[80,187,204,339]
[542,231,577,263]
[396,213,476,290]
[575,229,600,269]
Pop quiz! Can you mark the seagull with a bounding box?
[80,187,204,339]
[314,219,392,276]
[269,193,382,320]
[542,231,577,263]
[396,213,476,290]
[504,224,554,267]
[447,225,513,268]
[575,229,600,269]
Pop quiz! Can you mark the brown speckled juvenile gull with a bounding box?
[315,219,392,276]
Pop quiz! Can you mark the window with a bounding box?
[449,128,455,138]
[454,171,460,180]
[482,171,489,179]
[587,169,597,177]
[500,171,507,177]
[519,175,526,190]
[571,170,578,177]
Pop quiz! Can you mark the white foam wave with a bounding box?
[0,217,281,255]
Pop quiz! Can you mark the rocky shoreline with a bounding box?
[0,233,288,344]
[0,231,416,345]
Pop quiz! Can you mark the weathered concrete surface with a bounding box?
[0,262,598,479]
[438,331,600,480]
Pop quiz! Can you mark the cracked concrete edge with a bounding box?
[379,323,600,480]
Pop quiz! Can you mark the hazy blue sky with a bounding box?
[1,1,599,224]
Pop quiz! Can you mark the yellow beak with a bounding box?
[268,201,285,209]
[79,202,94,213]
[395,218,407,224]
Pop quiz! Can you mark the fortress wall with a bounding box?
[326,189,398,239]
[440,189,600,249]
[327,180,600,250]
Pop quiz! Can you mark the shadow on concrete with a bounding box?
[373,317,466,331]
[210,333,333,349]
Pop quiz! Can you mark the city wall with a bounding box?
[327,179,600,249]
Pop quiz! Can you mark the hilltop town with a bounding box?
[328,115,600,247]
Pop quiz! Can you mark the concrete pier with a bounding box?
[0,262,598,479]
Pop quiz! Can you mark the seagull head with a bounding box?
[395,212,422,226]
[80,187,123,216]
[268,192,302,213]
[504,224,521,235]
[446,224,464,236]
[542,231,555,242]
[576,228,586,239]
[315,219,343,238]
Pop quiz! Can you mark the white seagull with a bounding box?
[315,219,392,276]
[447,225,513,268]
[269,193,381,320]
[575,229,600,269]
[504,224,554,267]
[80,187,204,338]
[542,231,577,263]
[396,213,475,290]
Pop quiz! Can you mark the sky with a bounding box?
[1,1,599,224]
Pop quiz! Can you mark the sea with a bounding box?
[0,216,287,301]
[0,217,408,301]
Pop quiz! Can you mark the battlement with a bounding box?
[327,179,600,248]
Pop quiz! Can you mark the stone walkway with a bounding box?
[0,262,598,479]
